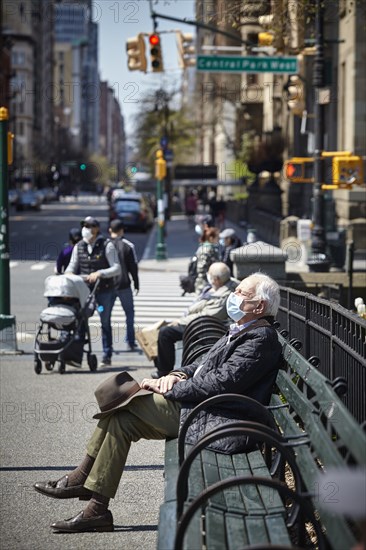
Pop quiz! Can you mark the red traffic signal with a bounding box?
[149,34,160,46]
[149,33,163,72]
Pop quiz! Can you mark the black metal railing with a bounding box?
[278,286,366,425]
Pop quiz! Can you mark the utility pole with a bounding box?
[307,0,330,272]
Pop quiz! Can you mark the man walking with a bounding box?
[108,219,139,351]
[66,216,120,366]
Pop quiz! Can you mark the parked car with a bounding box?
[15,189,42,211]
[109,192,154,232]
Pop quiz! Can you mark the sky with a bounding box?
[96,0,196,137]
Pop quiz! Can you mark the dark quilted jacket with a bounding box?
[164,318,282,454]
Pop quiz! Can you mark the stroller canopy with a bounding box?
[44,274,90,307]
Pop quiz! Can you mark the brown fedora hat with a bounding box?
[93,371,152,420]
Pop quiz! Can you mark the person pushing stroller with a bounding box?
[66,216,120,367]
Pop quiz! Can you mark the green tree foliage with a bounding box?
[133,92,197,171]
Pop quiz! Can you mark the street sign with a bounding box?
[164,149,174,162]
[197,55,298,74]
[160,136,168,148]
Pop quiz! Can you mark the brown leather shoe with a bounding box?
[33,475,93,500]
[51,510,114,532]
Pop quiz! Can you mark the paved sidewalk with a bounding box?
[0,214,217,550]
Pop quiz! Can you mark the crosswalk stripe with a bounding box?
[89,271,194,329]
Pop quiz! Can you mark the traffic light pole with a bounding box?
[0,107,18,352]
[307,0,330,272]
[155,150,167,260]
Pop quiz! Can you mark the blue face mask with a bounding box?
[226,292,246,322]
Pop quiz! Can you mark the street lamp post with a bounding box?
[0,107,18,352]
[307,0,331,272]
[155,149,167,260]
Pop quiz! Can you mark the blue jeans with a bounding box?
[96,290,115,358]
[115,287,135,346]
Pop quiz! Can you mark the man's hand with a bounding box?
[141,374,182,394]
[86,271,101,284]
[134,288,139,296]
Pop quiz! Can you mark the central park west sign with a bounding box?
[197,55,299,74]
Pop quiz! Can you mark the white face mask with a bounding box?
[82,227,93,242]
[207,273,213,286]
[226,292,246,322]
[195,224,203,236]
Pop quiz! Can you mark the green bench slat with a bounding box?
[182,506,202,550]
[266,514,292,546]
[246,515,270,545]
[247,452,286,515]
[225,512,249,548]
[158,502,176,550]
[205,508,228,549]
[164,439,180,502]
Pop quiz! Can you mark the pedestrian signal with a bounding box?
[284,158,314,183]
[149,33,163,72]
[332,156,364,186]
[126,33,147,72]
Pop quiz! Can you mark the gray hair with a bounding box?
[248,272,280,316]
[209,262,231,283]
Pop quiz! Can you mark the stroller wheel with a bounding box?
[88,354,98,372]
[58,360,66,374]
[45,361,54,371]
[34,358,42,375]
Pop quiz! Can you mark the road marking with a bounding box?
[30,263,49,270]
[10,261,19,268]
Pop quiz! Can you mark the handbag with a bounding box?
[179,255,197,295]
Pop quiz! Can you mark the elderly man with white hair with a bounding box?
[34,272,282,533]
[153,261,238,378]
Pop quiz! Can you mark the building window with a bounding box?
[12,51,26,65]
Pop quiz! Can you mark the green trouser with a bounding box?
[84,393,181,498]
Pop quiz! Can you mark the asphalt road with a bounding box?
[1,194,165,550]
[9,193,151,262]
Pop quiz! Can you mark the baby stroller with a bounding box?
[34,274,98,374]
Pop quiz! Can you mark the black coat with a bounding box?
[165,318,282,454]
[112,236,139,291]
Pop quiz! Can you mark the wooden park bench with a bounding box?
[158,328,366,550]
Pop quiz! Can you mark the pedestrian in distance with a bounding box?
[153,261,238,377]
[185,190,198,226]
[108,219,139,351]
[194,226,220,294]
[55,228,82,274]
[66,216,121,367]
[219,227,242,275]
[33,272,282,533]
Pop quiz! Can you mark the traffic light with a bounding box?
[176,31,196,68]
[332,156,364,186]
[126,33,147,72]
[79,163,87,171]
[284,55,305,115]
[284,158,314,183]
[258,32,274,46]
[149,33,163,73]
